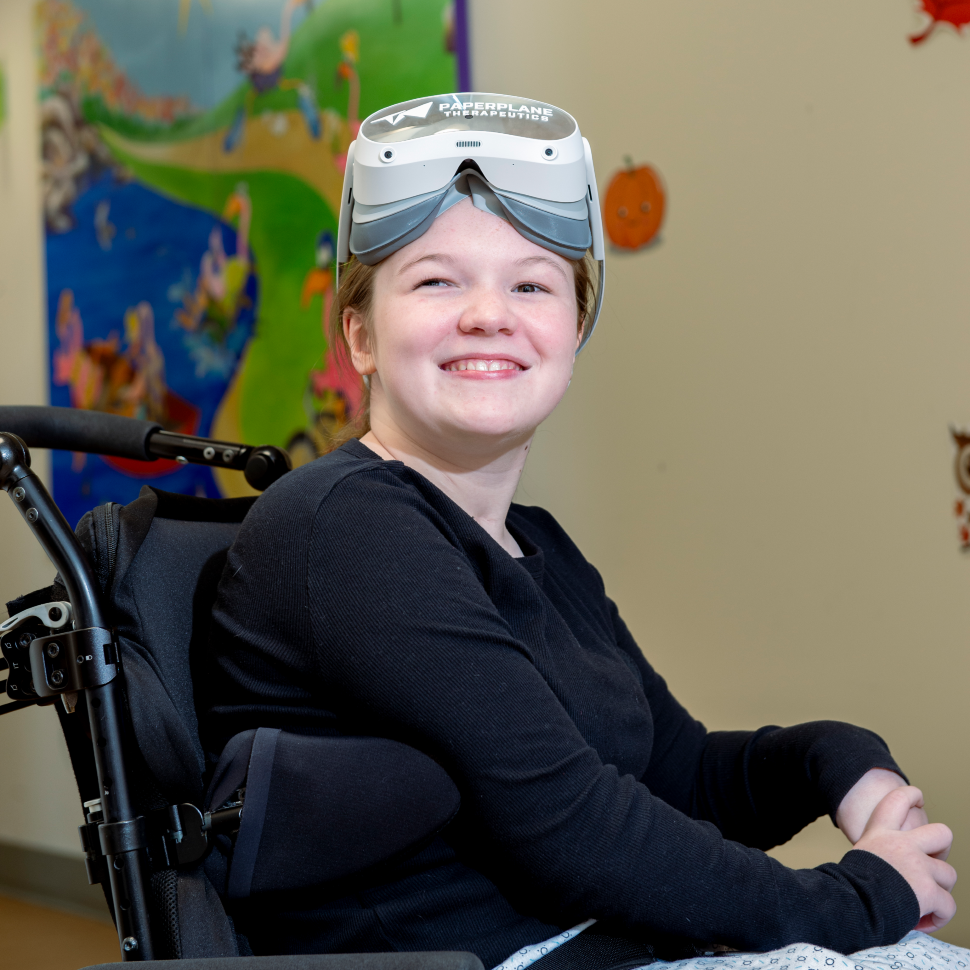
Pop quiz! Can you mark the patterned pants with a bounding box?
[493,926,970,970]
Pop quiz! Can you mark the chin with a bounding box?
[440,416,541,445]
[438,387,567,432]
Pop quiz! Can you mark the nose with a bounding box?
[457,285,516,338]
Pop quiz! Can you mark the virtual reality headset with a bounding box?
[336,93,606,353]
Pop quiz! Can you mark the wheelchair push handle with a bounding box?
[0,406,292,491]
[0,405,160,461]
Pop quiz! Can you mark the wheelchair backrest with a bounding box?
[77,486,256,805]
[69,483,460,959]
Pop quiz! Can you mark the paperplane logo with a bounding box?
[437,100,554,121]
[380,100,433,125]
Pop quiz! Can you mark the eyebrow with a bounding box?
[398,253,455,273]
[514,255,569,282]
[397,251,569,282]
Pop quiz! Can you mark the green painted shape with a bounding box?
[108,148,336,449]
[286,0,457,122]
[80,87,246,143]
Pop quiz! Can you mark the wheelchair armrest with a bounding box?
[208,729,462,898]
[79,952,486,970]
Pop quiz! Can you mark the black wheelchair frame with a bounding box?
[0,406,481,970]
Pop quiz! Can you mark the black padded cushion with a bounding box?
[107,487,255,803]
[208,729,461,897]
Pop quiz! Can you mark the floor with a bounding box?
[0,892,119,969]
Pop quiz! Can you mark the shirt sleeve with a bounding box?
[306,471,918,954]
[608,603,907,848]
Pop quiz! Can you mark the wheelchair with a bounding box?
[0,406,483,970]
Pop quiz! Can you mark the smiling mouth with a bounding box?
[441,359,525,373]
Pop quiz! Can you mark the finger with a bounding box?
[930,858,958,893]
[901,807,929,832]
[932,840,952,862]
[911,822,953,859]
[867,786,925,832]
[916,913,952,933]
[921,887,957,930]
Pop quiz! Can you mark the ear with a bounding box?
[343,307,376,376]
[575,316,585,352]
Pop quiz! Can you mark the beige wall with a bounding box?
[2,0,970,944]
[485,0,970,947]
[0,0,83,859]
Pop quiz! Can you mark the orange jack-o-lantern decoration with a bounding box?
[603,158,666,251]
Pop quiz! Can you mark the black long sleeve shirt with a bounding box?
[207,439,918,965]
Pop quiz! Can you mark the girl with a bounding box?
[208,95,957,970]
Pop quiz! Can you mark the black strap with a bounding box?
[533,929,656,970]
[534,926,733,970]
[227,726,280,899]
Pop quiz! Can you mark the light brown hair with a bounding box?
[325,252,595,451]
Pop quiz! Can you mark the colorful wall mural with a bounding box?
[37,0,465,527]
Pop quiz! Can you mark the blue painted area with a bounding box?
[46,172,257,529]
[73,0,304,110]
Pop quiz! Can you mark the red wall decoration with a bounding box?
[950,429,970,550]
[910,1,970,45]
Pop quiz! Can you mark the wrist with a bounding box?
[836,769,907,844]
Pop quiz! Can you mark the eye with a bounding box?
[417,278,449,288]
[514,283,544,294]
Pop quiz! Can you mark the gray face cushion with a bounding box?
[349,170,592,265]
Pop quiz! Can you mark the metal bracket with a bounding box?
[28,627,117,698]
[0,615,46,706]
[80,799,245,884]
[0,603,74,708]
[99,817,147,856]
[145,804,209,869]
[0,600,72,634]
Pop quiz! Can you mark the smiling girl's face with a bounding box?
[343,198,583,461]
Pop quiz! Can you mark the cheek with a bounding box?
[534,307,581,370]
[370,306,447,391]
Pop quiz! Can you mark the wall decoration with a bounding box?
[603,157,666,251]
[910,1,970,45]
[37,0,465,529]
[950,428,970,550]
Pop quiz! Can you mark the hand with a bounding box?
[836,769,927,845]
[854,786,956,932]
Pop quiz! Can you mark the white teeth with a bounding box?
[444,359,523,372]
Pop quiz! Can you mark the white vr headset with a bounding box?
[336,93,606,353]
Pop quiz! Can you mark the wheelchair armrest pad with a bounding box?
[79,952,485,970]
[208,729,461,898]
